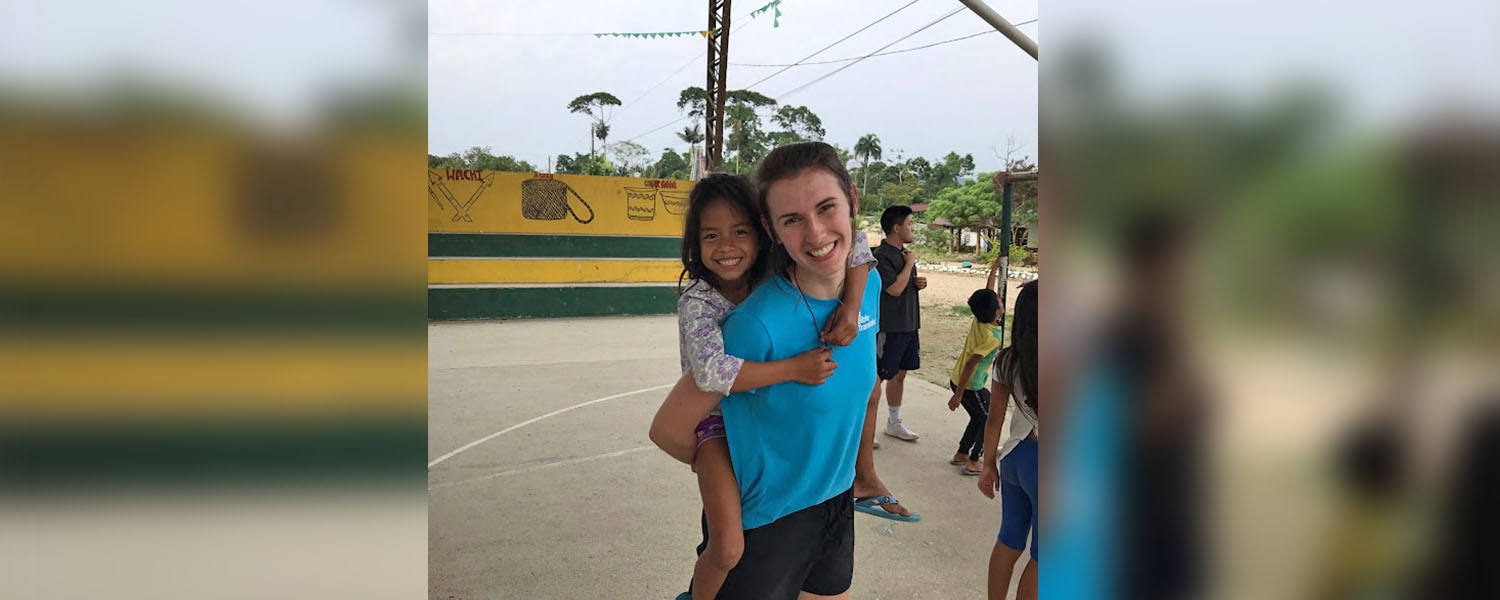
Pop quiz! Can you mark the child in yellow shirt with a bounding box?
[946,284,1004,475]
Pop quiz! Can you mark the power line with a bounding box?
[620,0,927,145]
[775,6,967,100]
[609,0,793,128]
[731,19,1035,67]
[743,0,924,92]
[426,31,594,37]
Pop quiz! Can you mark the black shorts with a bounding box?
[695,488,855,599]
[876,330,920,380]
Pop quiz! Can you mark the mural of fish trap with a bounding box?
[428,170,696,320]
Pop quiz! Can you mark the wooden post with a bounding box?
[705,0,732,172]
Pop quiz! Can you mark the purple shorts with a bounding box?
[691,415,727,470]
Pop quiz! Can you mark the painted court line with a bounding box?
[429,446,657,491]
[427,382,673,469]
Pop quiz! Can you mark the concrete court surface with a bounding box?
[430,315,1029,599]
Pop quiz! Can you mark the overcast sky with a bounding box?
[429,0,1040,174]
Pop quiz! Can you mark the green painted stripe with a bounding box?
[0,417,425,485]
[428,285,678,320]
[1,287,425,338]
[428,233,682,258]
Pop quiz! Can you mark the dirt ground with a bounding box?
[910,268,1028,389]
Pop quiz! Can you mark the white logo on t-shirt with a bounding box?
[858,312,877,332]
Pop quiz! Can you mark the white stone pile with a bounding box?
[916,263,1039,280]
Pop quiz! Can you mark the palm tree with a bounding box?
[725,103,757,173]
[854,133,882,200]
[677,124,704,154]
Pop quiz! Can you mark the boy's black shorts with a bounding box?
[694,488,855,599]
[876,330,920,380]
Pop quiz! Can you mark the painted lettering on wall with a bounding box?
[446,169,486,181]
[645,180,678,189]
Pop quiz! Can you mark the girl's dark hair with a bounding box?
[678,173,771,294]
[968,288,1000,324]
[752,141,856,277]
[1010,279,1039,416]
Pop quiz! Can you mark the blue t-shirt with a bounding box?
[720,268,880,529]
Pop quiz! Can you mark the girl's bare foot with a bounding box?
[951,453,968,466]
[963,460,984,475]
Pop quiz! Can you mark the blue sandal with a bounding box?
[853,495,921,522]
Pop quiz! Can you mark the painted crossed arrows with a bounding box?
[427,170,495,222]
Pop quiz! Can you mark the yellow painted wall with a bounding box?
[428,258,681,284]
[428,169,694,236]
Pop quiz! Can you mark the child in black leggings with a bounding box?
[946,286,1004,475]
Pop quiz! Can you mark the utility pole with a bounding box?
[992,169,1037,320]
[956,0,1037,60]
[705,0,731,172]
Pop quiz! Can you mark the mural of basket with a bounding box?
[659,190,690,215]
[624,187,658,221]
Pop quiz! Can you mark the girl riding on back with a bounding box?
[649,172,875,600]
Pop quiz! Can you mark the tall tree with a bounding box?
[927,174,1003,251]
[676,86,707,119]
[567,91,622,159]
[725,89,777,109]
[927,151,977,195]
[854,134,882,199]
[722,90,777,172]
[676,87,709,151]
[769,105,826,144]
[725,102,761,173]
[648,147,691,180]
[610,141,649,176]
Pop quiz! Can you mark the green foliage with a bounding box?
[555,152,615,176]
[593,121,611,147]
[645,147,690,180]
[567,92,622,118]
[925,152,976,195]
[771,105,825,141]
[1010,244,1029,266]
[568,91,621,158]
[854,134,883,202]
[725,102,768,173]
[871,180,920,214]
[677,124,704,146]
[918,228,953,251]
[676,87,707,118]
[978,245,998,267]
[726,89,777,108]
[928,177,1002,231]
[855,134,883,164]
[429,146,535,173]
[610,140,649,176]
[1005,157,1039,227]
[829,143,854,168]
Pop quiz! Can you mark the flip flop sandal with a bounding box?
[853,495,921,522]
[950,458,967,465]
[962,466,983,476]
